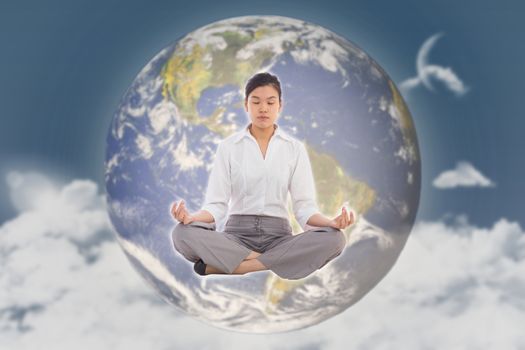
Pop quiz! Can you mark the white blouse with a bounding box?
[202,123,320,231]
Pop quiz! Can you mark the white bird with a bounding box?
[400,32,469,97]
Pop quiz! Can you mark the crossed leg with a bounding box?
[172,222,345,279]
[172,222,269,275]
[214,226,346,279]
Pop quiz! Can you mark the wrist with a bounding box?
[307,213,338,228]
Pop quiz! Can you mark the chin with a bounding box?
[253,120,274,128]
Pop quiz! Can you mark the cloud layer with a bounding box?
[1,171,523,349]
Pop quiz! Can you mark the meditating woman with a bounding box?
[171,72,354,280]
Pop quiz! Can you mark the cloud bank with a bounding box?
[1,171,522,349]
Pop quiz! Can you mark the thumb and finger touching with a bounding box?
[172,200,187,222]
[177,201,184,220]
[338,206,357,228]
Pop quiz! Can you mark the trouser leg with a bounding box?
[258,226,346,280]
[171,221,253,274]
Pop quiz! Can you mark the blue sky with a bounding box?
[1,0,524,348]
[1,0,523,227]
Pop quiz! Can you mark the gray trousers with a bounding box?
[171,214,346,280]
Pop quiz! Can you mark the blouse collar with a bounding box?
[233,123,293,144]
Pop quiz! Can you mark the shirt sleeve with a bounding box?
[289,142,320,231]
[201,141,230,224]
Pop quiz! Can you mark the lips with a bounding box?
[257,116,269,120]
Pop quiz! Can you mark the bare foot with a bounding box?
[245,251,262,260]
[232,258,268,275]
[202,252,265,275]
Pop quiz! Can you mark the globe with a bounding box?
[105,15,421,333]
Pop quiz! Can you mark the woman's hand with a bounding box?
[171,200,195,225]
[330,206,355,230]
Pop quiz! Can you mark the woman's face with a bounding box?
[244,85,282,130]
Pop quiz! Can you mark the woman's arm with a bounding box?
[171,201,215,224]
[289,142,355,230]
[289,142,321,231]
[307,207,355,229]
[188,209,215,223]
[306,213,335,227]
[200,141,231,224]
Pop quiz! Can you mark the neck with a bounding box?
[248,123,276,142]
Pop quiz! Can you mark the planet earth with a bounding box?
[105,15,421,333]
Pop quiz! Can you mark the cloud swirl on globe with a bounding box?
[105,15,421,333]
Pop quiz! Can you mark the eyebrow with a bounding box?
[250,96,277,99]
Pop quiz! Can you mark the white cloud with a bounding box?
[135,134,153,159]
[338,215,525,349]
[419,64,469,97]
[433,161,496,189]
[1,170,523,349]
[5,171,57,212]
[400,32,469,97]
[171,133,205,171]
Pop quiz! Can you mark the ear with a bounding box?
[244,100,248,112]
